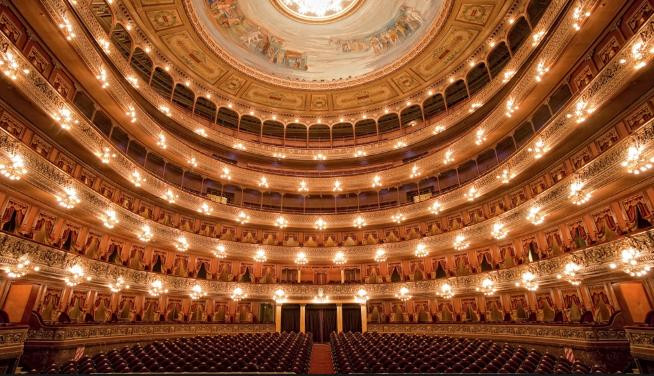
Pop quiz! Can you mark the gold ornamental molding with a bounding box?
[60,0,569,162]
[0,228,653,299]
[0,14,651,230]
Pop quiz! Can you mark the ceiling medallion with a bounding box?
[272,0,364,23]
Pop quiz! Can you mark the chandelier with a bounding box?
[188,156,198,169]
[415,243,429,258]
[254,249,267,263]
[569,181,591,205]
[391,213,405,223]
[258,176,269,188]
[95,146,115,164]
[453,234,470,250]
[138,224,153,242]
[190,283,207,300]
[314,217,327,230]
[438,283,455,299]
[474,129,486,145]
[496,168,515,184]
[148,279,169,297]
[52,107,78,130]
[55,187,81,209]
[353,216,366,229]
[108,277,130,293]
[526,206,545,225]
[464,186,480,201]
[0,153,27,181]
[610,246,652,277]
[4,254,39,279]
[236,211,250,224]
[295,252,308,265]
[100,208,119,229]
[371,175,382,188]
[65,264,91,287]
[395,287,412,302]
[476,278,496,296]
[275,216,288,229]
[231,287,247,301]
[429,201,442,215]
[273,289,287,304]
[175,236,189,252]
[622,144,654,174]
[557,261,582,286]
[130,170,145,187]
[333,251,346,265]
[374,248,387,263]
[515,271,539,291]
[505,98,519,117]
[313,288,329,304]
[220,167,231,180]
[197,202,212,215]
[443,149,454,164]
[332,180,343,192]
[566,100,595,124]
[162,189,177,204]
[213,244,227,259]
[534,61,549,81]
[354,289,368,304]
[410,165,421,178]
[0,50,29,80]
[528,138,549,159]
[491,223,508,240]
[298,180,309,192]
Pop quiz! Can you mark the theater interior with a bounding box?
[0,0,654,373]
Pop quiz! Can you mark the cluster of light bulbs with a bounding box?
[56,187,81,209]
[453,234,470,250]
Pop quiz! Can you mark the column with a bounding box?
[341,269,345,284]
[360,304,367,333]
[298,269,301,283]
[336,304,343,333]
[275,304,282,333]
[300,304,306,333]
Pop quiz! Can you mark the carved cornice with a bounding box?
[55,0,568,161]
[26,322,274,345]
[1,16,651,230]
[1,229,652,299]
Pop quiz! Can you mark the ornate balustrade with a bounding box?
[0,325,29,373]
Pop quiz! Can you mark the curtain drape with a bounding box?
[342,304,362,333]
[305,304,337,342]
[281,304,300,333]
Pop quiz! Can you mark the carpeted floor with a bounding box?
[308,343,335,374]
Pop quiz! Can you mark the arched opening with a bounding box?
[423,93,446,120]
[496,136,516,162]
[400,105,423,128]
[194,96,217,122]
[172,83,195,111]
[308,124,330,145]
[150,67,174,99]
[286,123,308,146]
[477,149,497,174]
[332,122,354,146]
[527,0,550,26]
[508,17,531,54]
[445,80,468,109]
[90,0,112,33]
[466,63,491,97]
[262,120,285,145]
[129,47,153,82]
[355,119,377,140]
[378,113,400,134]
[73,91,95,119]
[216,107,239,130]
[487,42,511,78]
[110,24,132,60]
[239,115,262,136]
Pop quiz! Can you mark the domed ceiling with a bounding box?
[127,0,511,113]
[195,0,445,82]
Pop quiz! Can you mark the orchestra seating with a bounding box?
[37,332,311,374]
[330,332,609,374]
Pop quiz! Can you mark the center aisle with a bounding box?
[308,343,335,374]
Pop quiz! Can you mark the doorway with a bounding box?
[305,304,337,342]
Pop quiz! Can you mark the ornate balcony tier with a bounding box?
[40,0,581,163]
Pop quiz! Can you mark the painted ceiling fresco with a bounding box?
[196,0,445,82]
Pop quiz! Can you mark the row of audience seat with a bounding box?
[38,332,311,374]
[330,332,610,374]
